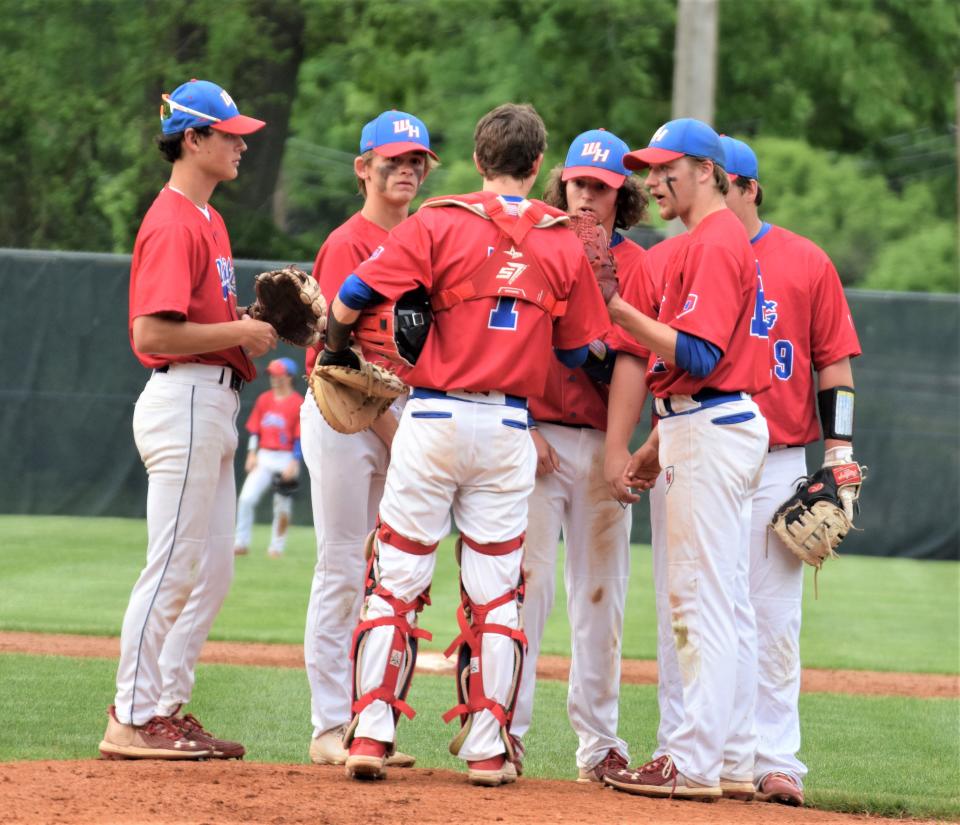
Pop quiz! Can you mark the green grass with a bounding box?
[1,515,957,672]
[0,653,957,820]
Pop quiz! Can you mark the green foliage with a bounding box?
[860,221,959,293]
[2,653,958,819]
[1,516,957,673]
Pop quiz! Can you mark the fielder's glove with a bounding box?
[309,348,406,434]
[248,266,327,347]
[568,213,618,303]
[271,473,300,497]
[770,454,866,568]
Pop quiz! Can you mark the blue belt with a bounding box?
[657,389,744,417]
[411,387,527,410]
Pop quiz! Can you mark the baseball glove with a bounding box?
[271,473,300,497]
[770,461,866,568]
[249,266,327,347]
[309,351,406,434]
[568,213,618,303]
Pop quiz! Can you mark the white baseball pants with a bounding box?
[234,448,296,553]
[652,395,767,786]
[352,392,536,762]
[749,446,808,787]
[114,364,239,725]
[301,392,389,737]
[512,423,632,769]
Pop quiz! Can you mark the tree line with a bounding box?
[1,0,956,291]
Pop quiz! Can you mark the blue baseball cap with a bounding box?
[624,118,725,170]
[267,357,298,377]
[561,129,631,189]
[719,136,759,180]
[161,79,265,136]
[359,110,438,160]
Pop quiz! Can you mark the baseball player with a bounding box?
[99,79,276,760]
[301,110,437,767]
[234,357,304,558]
[599,118,771,801]
[511,129,651,783]
[319,103,609,786]
[722,136,860,804]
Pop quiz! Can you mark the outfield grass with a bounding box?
[0,653,957,820]
[1,515,957,673]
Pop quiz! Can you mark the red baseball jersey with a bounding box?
[245,389,304,451]
[352,193,609,398]
[128,186,254,381]
[616,209,770,398]
[751,224,861,446]
[307,211,391,375]
[529,236,653,430]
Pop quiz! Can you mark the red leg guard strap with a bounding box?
[460,532,525,556]
[353,686,416,720]
[377,519,439,555]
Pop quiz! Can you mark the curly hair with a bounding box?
[541,164,649,229]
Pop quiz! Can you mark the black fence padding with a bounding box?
[0,249,956,559]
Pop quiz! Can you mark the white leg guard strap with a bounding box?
[443,534,526,766]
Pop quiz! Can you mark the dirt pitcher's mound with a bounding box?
[0,760,942,825]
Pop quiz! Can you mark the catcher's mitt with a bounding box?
[568,213,618,303]
[249,266,327,347]
[770,461,866,568]
[309,351,407,434]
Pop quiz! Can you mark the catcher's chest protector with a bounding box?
[424,195,570,318]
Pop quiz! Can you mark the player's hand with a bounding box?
[281,460,300,482]
[624,442,661,491]
[604,447,640,504]
[244,452,258,473]
[238,315,278,357]
[532,430,560,477]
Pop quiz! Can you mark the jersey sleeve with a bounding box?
[130,222,197,319]
[669,242,743,352]
[809,255,862,369]
[551,255,611,350]
[353,215,433,300]
[245,393,266,435]
[606,250,656,359]
[313,235,365,305]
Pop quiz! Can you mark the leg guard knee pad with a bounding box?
[345,526,433,749]
[442,535,526,764]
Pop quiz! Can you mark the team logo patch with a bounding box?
[389,650,403,667]
[833,465,862,484]
[219,89,235,109]
[676,293,698,318]
[496,261,527,285]
[215,256,236,301]
[368,245,385,261]
[393,118,420,138]
[581,141,610,163]
[664,466,675,493]
[651,126,670,144]
[469,656,480,675]
[504,246,524,260]
[808,482,824,494]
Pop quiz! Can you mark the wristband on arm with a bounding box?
[247,434,259,453]
[818,386,855,441]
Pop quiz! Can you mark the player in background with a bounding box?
[302,110,437,767]
[320,103,609,786]
[233,357,303,558]
[511,129,651,783]
[722,135,861,805]
[600,119,770,801]
[100,80,276,760]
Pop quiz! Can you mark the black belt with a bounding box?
[154,364,244,392]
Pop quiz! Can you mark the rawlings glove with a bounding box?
[309,349,406,434]
[248,266,327,347]
[568,213,618,303]
[770,455,866,568]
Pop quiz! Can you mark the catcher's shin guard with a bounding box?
[442,535,527,767]
[345,526,433,749]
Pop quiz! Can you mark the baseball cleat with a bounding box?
[577,748,628,783]
[170,712,245,759]
[755,772,804,806]
[385,750,416,768]
[467,754,516,787]
[345,737,387,780]
[98,706,211,760]
[602,754,721,801]
[309,725,349,765]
